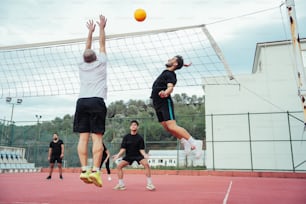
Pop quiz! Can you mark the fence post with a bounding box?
[176,140,180,169]
[144,118,147,150]
[287,111,295,172]
[247,112,254,171]
[210,113,215,170]
[9,122,14,146]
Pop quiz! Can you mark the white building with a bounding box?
[148,140,205,168]
[204,39,306,171]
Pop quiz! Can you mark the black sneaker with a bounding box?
[60,175,63,180]
[46,175,51,180]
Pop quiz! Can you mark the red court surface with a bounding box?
[0,171,306,204]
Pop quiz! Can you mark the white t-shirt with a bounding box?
[78,52,107,100]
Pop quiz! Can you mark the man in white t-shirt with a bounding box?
[73,14,107,188]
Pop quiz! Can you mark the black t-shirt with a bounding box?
[151,69,177,106]
[121,133,145,157]
[49,139,64,156]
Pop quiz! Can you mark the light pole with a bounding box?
[35,114,42,140]
[35,115,42,165]
[5,97,23,146]
[6,97,23,122]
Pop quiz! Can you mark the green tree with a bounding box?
[7,92,205,168]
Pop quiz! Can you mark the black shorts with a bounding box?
[153,98,175,122]
[123,156,145,165]
[50,156,62,164]
[73,97,107,134]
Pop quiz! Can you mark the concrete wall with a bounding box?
[204,40,306,171]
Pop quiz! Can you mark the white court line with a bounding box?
[0,202,49,204]
[223,180,233,204]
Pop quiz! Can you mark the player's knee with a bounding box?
[163,126,170,132]
[166,124,177,132]
[116,164,124,170]
[142,163,150,169]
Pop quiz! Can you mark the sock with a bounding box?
[187,137,196,146]
[81,166,87,172]
[180,138,188,144]
[92,166,100,172]
[119,179,124,186]
[147,177,152,185]
[181,138,192,154]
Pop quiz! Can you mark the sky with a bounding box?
[0,0,306,123]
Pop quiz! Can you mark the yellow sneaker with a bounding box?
[89,171,103,187]
[80,170,93,184]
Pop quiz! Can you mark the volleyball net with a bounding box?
[0,25,236,99]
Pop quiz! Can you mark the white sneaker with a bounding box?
[113,184,126,190]
[146,183,156,191]
[191,148,202,159]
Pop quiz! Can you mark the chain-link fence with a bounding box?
[205,111,306,172]
[1,111,305,172]
[0,115,206,170]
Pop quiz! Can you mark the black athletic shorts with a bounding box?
[73,97,107,134]
[123,156,145,165]
[154,98,175,122]
[50,155,62,164]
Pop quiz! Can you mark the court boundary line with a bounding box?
[223,180,233,204]
[0,202,50,204]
